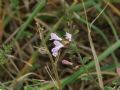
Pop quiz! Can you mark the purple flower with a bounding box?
[50,32,72,57]
[65,32,72,41]
[50,33,62,41]
[51,41,64,57]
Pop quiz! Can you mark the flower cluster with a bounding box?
[50,32,72,57]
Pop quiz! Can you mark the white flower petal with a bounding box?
[51,45,63,53]
[53,41,64,47]
[51,41,64,57]
[52,51,58,57]
[50,33,62,41]
[65,32,72,41]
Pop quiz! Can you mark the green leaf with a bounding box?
[104,86,113,90]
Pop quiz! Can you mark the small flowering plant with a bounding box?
[50,32,72,57]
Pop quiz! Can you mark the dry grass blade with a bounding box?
[82,0,104,89]
[45,65,58,89]
[107,1,120,16]
[90,1,109,28]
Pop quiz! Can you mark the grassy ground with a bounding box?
[0,0,120,90]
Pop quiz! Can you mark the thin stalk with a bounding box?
[38,28,62,90]
[92,0,119,67]
[73,41,99,86]
[38,40,120,90]
[62,40,120,87]
[82,0,104,89]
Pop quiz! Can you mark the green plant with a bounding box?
[0,44,12,65]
